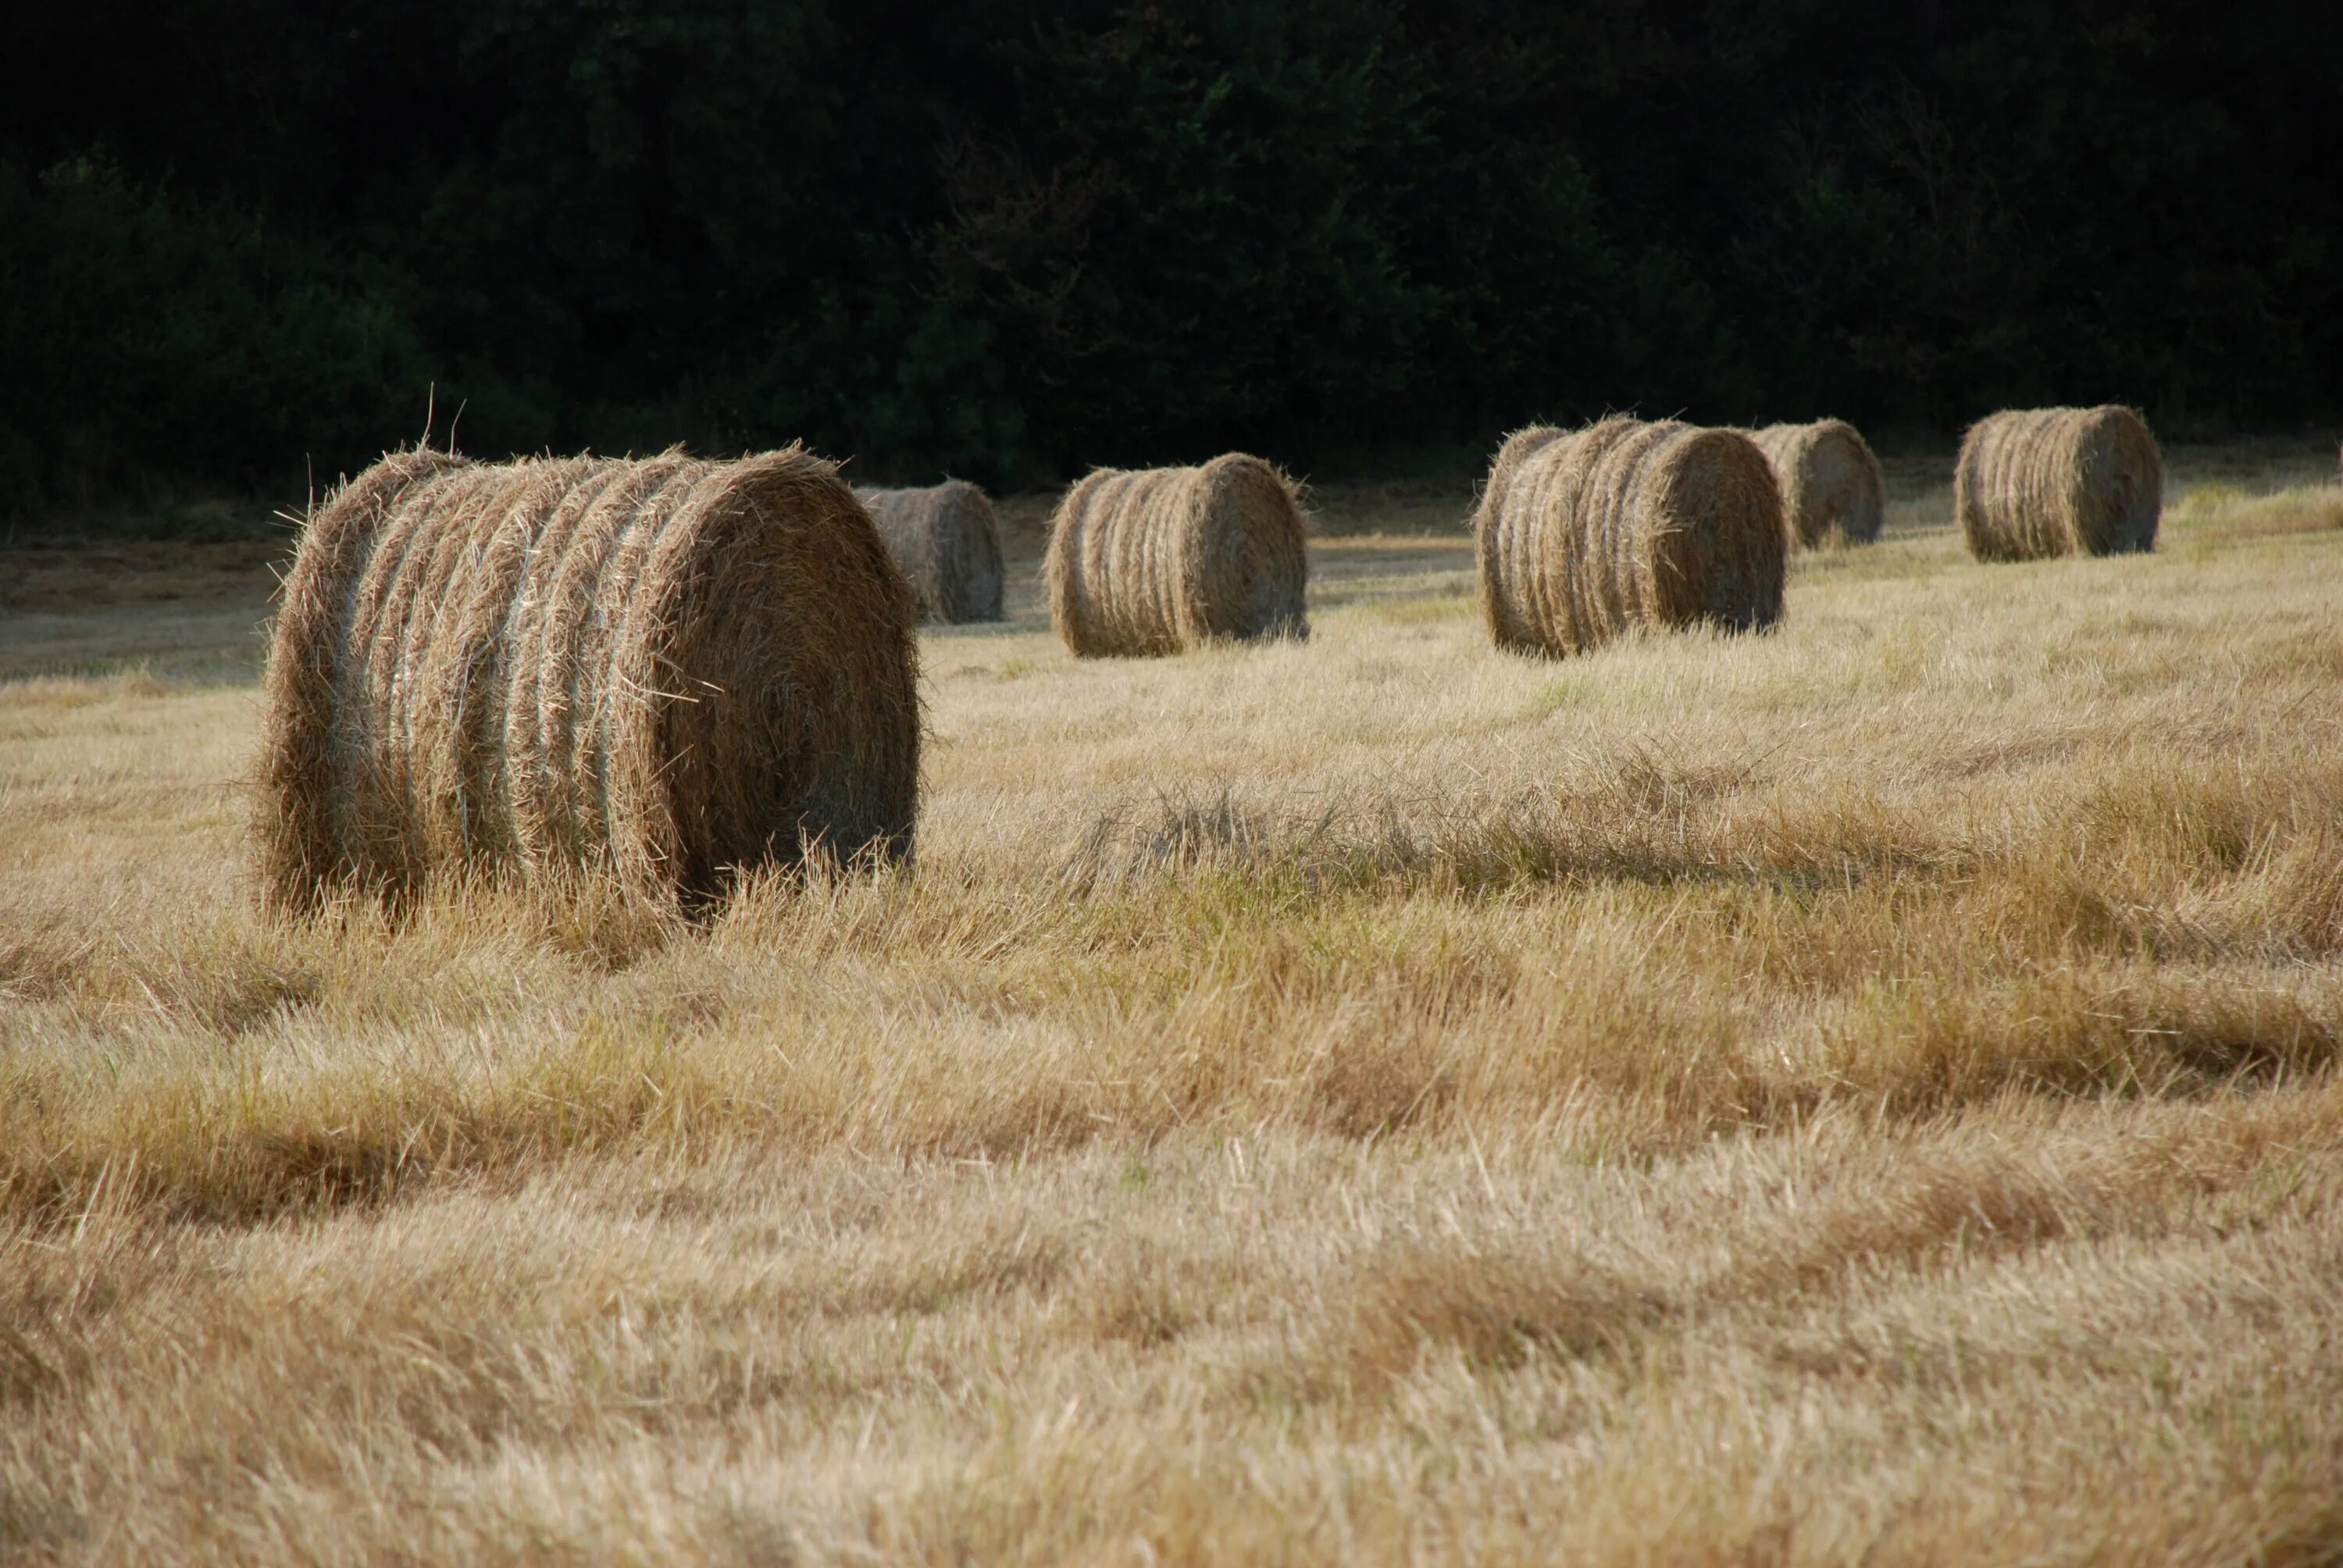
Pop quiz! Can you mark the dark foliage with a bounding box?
[3,0,2337,509]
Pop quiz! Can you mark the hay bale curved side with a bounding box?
[258,447,919,912]
[1473,425,1570,654]
[1471,417,1785,659]
[257,447,467,908]
[855,480,1006,622]
[1956,406,2163,561]
[1045,453,1308,657]
[1747,419,1885,547]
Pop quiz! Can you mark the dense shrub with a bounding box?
[2,0,2335,511]
[0,159,433,508]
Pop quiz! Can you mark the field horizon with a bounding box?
[5,437,2343,1564]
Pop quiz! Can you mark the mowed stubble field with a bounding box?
[4,444,2343,1565]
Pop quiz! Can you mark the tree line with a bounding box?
[5,0,2337,512]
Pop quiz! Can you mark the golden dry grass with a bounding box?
[3,447,2342,1564]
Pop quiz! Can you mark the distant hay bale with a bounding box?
[1045,453,1308,656]
[1956,405,2163,561]
[1473,417,1785,658]
[854,479,1005,623]
[258,445,920,913]
[1746,419,1885,547]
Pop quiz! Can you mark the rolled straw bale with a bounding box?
[1746,419,1885,547]
[1473,417,1785,658]
[1045,453,1308,657]
[258,446,920,912]
[1956,405,2163,561]
[854,479,1005,622]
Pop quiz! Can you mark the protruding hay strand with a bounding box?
[1746,420,1885,548]
[258,447,920,914]
[1045,453,1308,657]
[856,480,1006,623]
[1956,406,2164,561]
[1472,417,1785,659]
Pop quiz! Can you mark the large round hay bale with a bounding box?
[1746,419,1885,547]
[1045,453,1308,657]
[1956,405,2163,561]
[258,446,920,912]
[854,479,1005,623]
[1473,417,1785,658]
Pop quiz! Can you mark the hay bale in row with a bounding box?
[1475,418,1784,658]
[259,447,920,912]
[1956,405,2163,560]
[1745,419,1885,547]
[1046,453,1308,657]
[855,479,1005,622]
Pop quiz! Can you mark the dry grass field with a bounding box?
[4,444,2343,1564]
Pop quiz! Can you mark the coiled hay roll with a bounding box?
[1956,405,2163,561]
[1474,418,1785,658]
[1746,419,1885,547]
[1045,453,1308,657]
[259,447,920,912]
[854,479,1005,623]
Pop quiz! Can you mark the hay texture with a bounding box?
[854,479,1005,622]
[1473,417,1785,658]
[1746,419,1885,547]
[1046,453,1308,656]
[1956,405,2163,561]
[259,446,920,912]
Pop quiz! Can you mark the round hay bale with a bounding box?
[854,479,1005,623]
[1746,419,1885,547]
[1956,405,2163,561]
[257,446,920,913]
[1472,417,1785,658]
[1045,453,1308,657]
